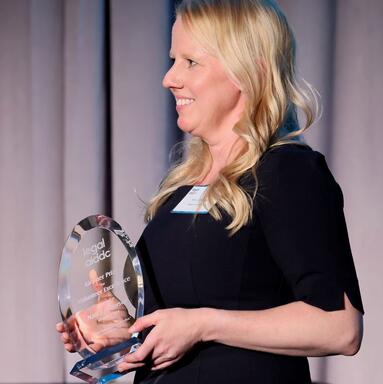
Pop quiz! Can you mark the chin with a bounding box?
[177,120,193,134]
[177,119,204,138]
[178,126,203,139]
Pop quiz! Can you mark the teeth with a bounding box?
[176,98,195,106]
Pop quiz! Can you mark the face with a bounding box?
[162,17,246,143]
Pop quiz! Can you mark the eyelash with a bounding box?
[169,58,197,67]
[187,59,197,67]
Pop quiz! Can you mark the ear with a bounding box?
[228,73,244,92]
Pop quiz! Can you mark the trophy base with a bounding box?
[70,337,141,383]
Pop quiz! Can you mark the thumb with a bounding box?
[128,313,158,333]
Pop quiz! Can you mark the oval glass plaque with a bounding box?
[58,215,144,383]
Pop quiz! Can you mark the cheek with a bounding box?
[190,74,210,97]
[210,71,241,105]
[213,82,241,111]
[189,69,242,117]
[195,79,236,105]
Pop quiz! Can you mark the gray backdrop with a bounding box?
[0,0,381,383]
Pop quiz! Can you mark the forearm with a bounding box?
[198,295,362,357]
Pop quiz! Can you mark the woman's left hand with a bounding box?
[117,308,206,372]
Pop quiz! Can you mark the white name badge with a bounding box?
[172,186,210,214]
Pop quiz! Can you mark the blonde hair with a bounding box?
[145,0,319,234]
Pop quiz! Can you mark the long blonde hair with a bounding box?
[145,0,318,234]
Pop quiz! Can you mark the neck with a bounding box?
[198,130,245,185]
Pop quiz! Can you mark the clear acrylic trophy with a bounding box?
[58,215,144,384]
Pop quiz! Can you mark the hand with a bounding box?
[56,269,134,353]
[56,318,78,352]
[117,308,205,372]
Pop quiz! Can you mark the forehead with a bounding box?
[170,17,208,56]
[172,16,188,36]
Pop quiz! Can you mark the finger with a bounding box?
[151,359,178,371]
[87,342,105,353]
[152,355,175,366]
[57,319,75,333]
[123,337,155,363]
[72,318,90,349]
[117,362,145,373]
[64,343,75,352]
[69,330,79,342]
[151,346,172,361]
[56,322,65,332]
[128,313,157,333]
[60,332,70,343]
[64,316,77,332]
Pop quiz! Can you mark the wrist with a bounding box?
[195,307,220,343]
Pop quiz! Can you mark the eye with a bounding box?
[187,58,197,67]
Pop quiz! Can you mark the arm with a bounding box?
[118,293,363,372]
[199,293,363,357]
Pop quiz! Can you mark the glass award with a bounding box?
[58,215,144,384]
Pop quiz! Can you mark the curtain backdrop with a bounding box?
[0,0,381,383]
[279,1,383,383]
[0,0,65,381]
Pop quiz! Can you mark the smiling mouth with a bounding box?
[176,98,195,106]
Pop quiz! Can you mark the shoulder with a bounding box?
[259,143,325,174]
[239,143,343,206]
[253,143,343,208]
[257,143,336,187]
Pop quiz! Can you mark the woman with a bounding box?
[58,1,364,383]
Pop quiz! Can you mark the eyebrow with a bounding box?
[168,51,205,61]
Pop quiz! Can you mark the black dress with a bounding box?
[134,144,364,384]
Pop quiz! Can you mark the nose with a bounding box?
[162,62,182,89]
